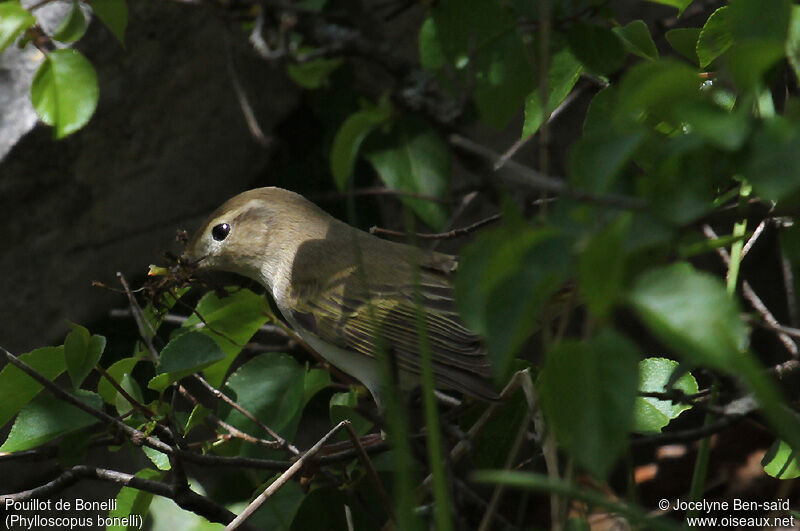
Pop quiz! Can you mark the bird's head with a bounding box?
[181,187,331,288]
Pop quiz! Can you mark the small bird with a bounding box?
[182,187,498,407]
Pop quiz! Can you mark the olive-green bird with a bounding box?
[182,187,498,407]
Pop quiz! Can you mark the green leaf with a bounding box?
[52,1,88,43]
[613,20,659,61]
[31,49,99,138]
[674,100,750,150]
[538,330,639,479]
[245,479,305,531]
[142,445,171,471]
[645,0,693,16]
[64,323,106,388]
[304,368,331,404]
[0,346,66,428]
[330,389,373,438]
[148,332,225,392]
[432,0,533,128]
[287,54,343,89]
[631,269,800,457]
[290,487,373,531]
[566,23,625,76]
[745,117,800,201]
[364,115,450,229]
[468,384,529,469]
[522,47,583,139]
[419,17,445,71]
[330,99,393,190]
[107,468,162,531]
[617,59,700,118]
[787,7,800,82]
[578,215,630,320]
[0,0,35,53]
[696,7,732,68]
[0,390,102,452]
[114,373,143,416]
[180,288,270,387]
[762,439,800,479]
[90,0,127,46]
[629,263,745,369]
[725,0,791,88]
[569,129,643,193]
[224,353,306,439]
[456,222,570,377]
[98,357,139,404]
[666,28,700,65]
[632,358,698,433]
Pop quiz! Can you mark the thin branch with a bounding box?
[192,374,300,454]
[449,134,647,211]
[494,86,586,171]
[370,214,501,240]
[0,466,257,530]
[0,347,173,455]
[740,220,766,258]
[117,272,160,362]
[632,414,744,446]
[343,422,393,519]
[224,31,271,147]
[225,420,351,530]
[109,308,290,338]
[703,225,799,357]
[178,385,285,450]
[96,364,158,419]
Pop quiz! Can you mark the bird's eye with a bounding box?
[211,223,230,241]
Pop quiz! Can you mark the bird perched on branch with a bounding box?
[182,187,498,408]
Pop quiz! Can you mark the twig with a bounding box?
[96,364,158,419]
[632,414,744,446]
[477,413,531,531]
[109,308,289,338]
[740,220,766,258]
[370,214,501,240]
[178,385,285,450]
[494,87,586,170]
[703,225,799,357]
[449,135,647,211]
[192,374,300,454]
[225,420,351,530]
[343,422,393,519]
[0,465,256,530]
[117,272,160,363]
[224,31,271,147]
[0,347,173,455]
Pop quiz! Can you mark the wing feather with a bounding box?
[290,266,498,400]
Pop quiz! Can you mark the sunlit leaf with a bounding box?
[330,99,393,190]
[148,332,225,392]
[31,49,98,138]
[0,390,102,452]
[0,0,35,53]
[632,358,698,433]
[52,1,88,43]
[522,47,582,139]
[365,115,450,229]
[0,346,66,428]
[762,439,800,479]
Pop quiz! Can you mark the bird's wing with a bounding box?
[288,259,499,401]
